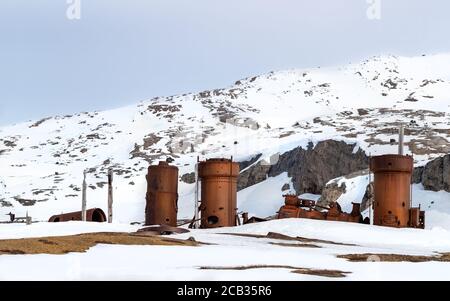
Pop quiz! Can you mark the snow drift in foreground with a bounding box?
[1,218,450,281]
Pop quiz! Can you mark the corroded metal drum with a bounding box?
[48,208,106,222]
[198,158,240,228]
[146,161,179,226]
[370,155,413,227]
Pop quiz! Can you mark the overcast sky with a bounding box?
[1,0,449,125]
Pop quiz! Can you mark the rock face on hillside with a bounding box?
[238,140,369,194]
[416,154,450,192]
[317,182,347,208]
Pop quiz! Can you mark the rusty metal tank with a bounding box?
[146,161,179,227]
[370,155,413,227]
[48,208,106,222]
[198,158,240,228]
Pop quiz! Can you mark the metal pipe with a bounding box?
[398,124,404,155]
[49,208,107,222]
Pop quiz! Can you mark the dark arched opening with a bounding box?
[92,209,107,222]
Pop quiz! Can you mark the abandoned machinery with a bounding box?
[370,154,425,229]
[145,161,179,227]
[48,208,107,222]
[277,195,363,223]
[197,158,240,228]
[46,124,426,230]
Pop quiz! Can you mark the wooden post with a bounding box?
[368,155,373,225]
[108,168,113,223]
[26,211,32,225]
[82,169,87,221]
[193,159,199,229]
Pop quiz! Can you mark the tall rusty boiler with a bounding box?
[145,161,179,227]
[198,158,240,228]
[370,154,414,228]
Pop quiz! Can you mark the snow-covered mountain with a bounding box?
[1,53,450,225]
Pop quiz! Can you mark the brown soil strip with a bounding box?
[269,242,321,248]
[199,265,349,278]
[0,232,198,255]
[338,253,450,262]
[221,232,356,246]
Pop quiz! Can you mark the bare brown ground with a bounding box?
[221,232,356,246]
[199,265,350,278]
[338,253,450,262]
[0,232,198,255]
[269,242,321,248]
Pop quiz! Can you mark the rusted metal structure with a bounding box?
[326,202,362,223]
[370,154,425,228]
[48,208,106,222]
[145,161,179,227]
[277,195,326,220]
[198,158,240,228]
[277,195,362,223]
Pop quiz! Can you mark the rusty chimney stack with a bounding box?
[145,161,179,226]
[370,155,414,227]
[198,158,240,228]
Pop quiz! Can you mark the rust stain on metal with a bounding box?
[277,195,362,223]
[198,158,240,228]
[145,161,179,227]
[48,208,106,222]
[370,154,425,228]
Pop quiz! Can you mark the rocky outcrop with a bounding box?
[412,166,424,184]
[181,172,195,184]
[360,183,374,211]
[238,163,271,191]
[238,154,262,172]
[317,182,347,208]
[420,155,450,192]
[238,140,369,194]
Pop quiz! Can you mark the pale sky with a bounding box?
[1,0,449,125]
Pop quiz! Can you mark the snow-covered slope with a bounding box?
[1,53,450,224]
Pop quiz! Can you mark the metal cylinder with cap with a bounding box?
[198,158,240,228]
[370,154,413,227]
[145,161,179,226]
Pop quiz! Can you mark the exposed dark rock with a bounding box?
[143,134,161,150]
[281,183,290,191]
[238,154,262,172]
[360,183,374,212]
[317,182,346,208]
[357,109,369,116]
[238,140,369,194]
[3,140,17,148]
[421,155,450,192]
[412,166,424,184]
[0,199,13,207]
[29,117,52,128]
[181,172,195,184]
[382,79,398,90]
[13,197,48,206]
[268,141,368,194]
[238,163,270,191]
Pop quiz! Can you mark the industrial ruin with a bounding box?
[48,208,106,223]
[370,155,425,228]
[38,125,426,231]
[145,161,179,227]
[197,158,240,228]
